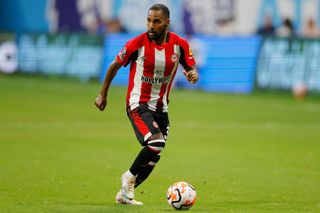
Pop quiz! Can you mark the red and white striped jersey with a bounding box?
[116,32,196,112]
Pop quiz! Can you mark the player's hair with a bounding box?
[149,4,170,19]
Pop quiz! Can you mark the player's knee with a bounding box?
[146,133,166,153]
[148,132,164,140]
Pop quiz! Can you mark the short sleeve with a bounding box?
[179,38,196,69]
[116,44,130,67]
[115,33,145,67]
[116,39,137,67]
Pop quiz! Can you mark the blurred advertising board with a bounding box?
[256,37,320,92]
[0,33,18,74]
[195,35,261,93]
[100,33,135,85]
[101,34,261,94]
[18,33,103,81]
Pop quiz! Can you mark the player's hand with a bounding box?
[94,94,107,111]
[183,69,199,84]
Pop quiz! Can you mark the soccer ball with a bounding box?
[167,181,196,210]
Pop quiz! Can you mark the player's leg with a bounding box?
[134,111,170,188]
[130,132,164,187]
[127,107,166,179]
[134,153,160,188]
[116,106,165,204]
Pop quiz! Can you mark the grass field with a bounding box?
[0,74,320,213]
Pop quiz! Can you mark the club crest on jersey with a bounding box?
[118,47,127,61]
[171,53,178,63]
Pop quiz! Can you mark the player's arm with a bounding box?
[94,59,122,111]
[183,65,199,84]
[179,39,198,84]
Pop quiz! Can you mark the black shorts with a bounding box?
[127,105,170,145]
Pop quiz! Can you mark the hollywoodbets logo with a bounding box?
[140,68,171,84]
[140,75,171,84]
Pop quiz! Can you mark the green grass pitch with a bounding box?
[0,74,320,212]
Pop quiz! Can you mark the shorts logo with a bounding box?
[118,47,127,61]
[153,121,159,129]
[171,53,178,63]
[189,48,193,57]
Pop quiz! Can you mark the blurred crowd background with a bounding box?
[0,0,319,95]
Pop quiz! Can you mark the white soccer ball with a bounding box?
[167,181,196,210]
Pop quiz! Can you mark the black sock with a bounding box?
[135,165,155,188]
[129,146,158,176]
[135,154,160,188]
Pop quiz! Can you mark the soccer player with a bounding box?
[94,3,198,205]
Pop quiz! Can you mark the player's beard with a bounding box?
[148,27,167,41]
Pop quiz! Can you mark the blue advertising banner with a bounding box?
[18,33,103,81]
[256,37,320,92]
[199,36,261,93]
[100,33,136,85]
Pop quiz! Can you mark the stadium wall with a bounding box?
[1,33,320,93]
[256,37,320,91]
[1,32,320,93]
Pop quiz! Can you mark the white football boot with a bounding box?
[115,190,143,205]
[120,170,136,200]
